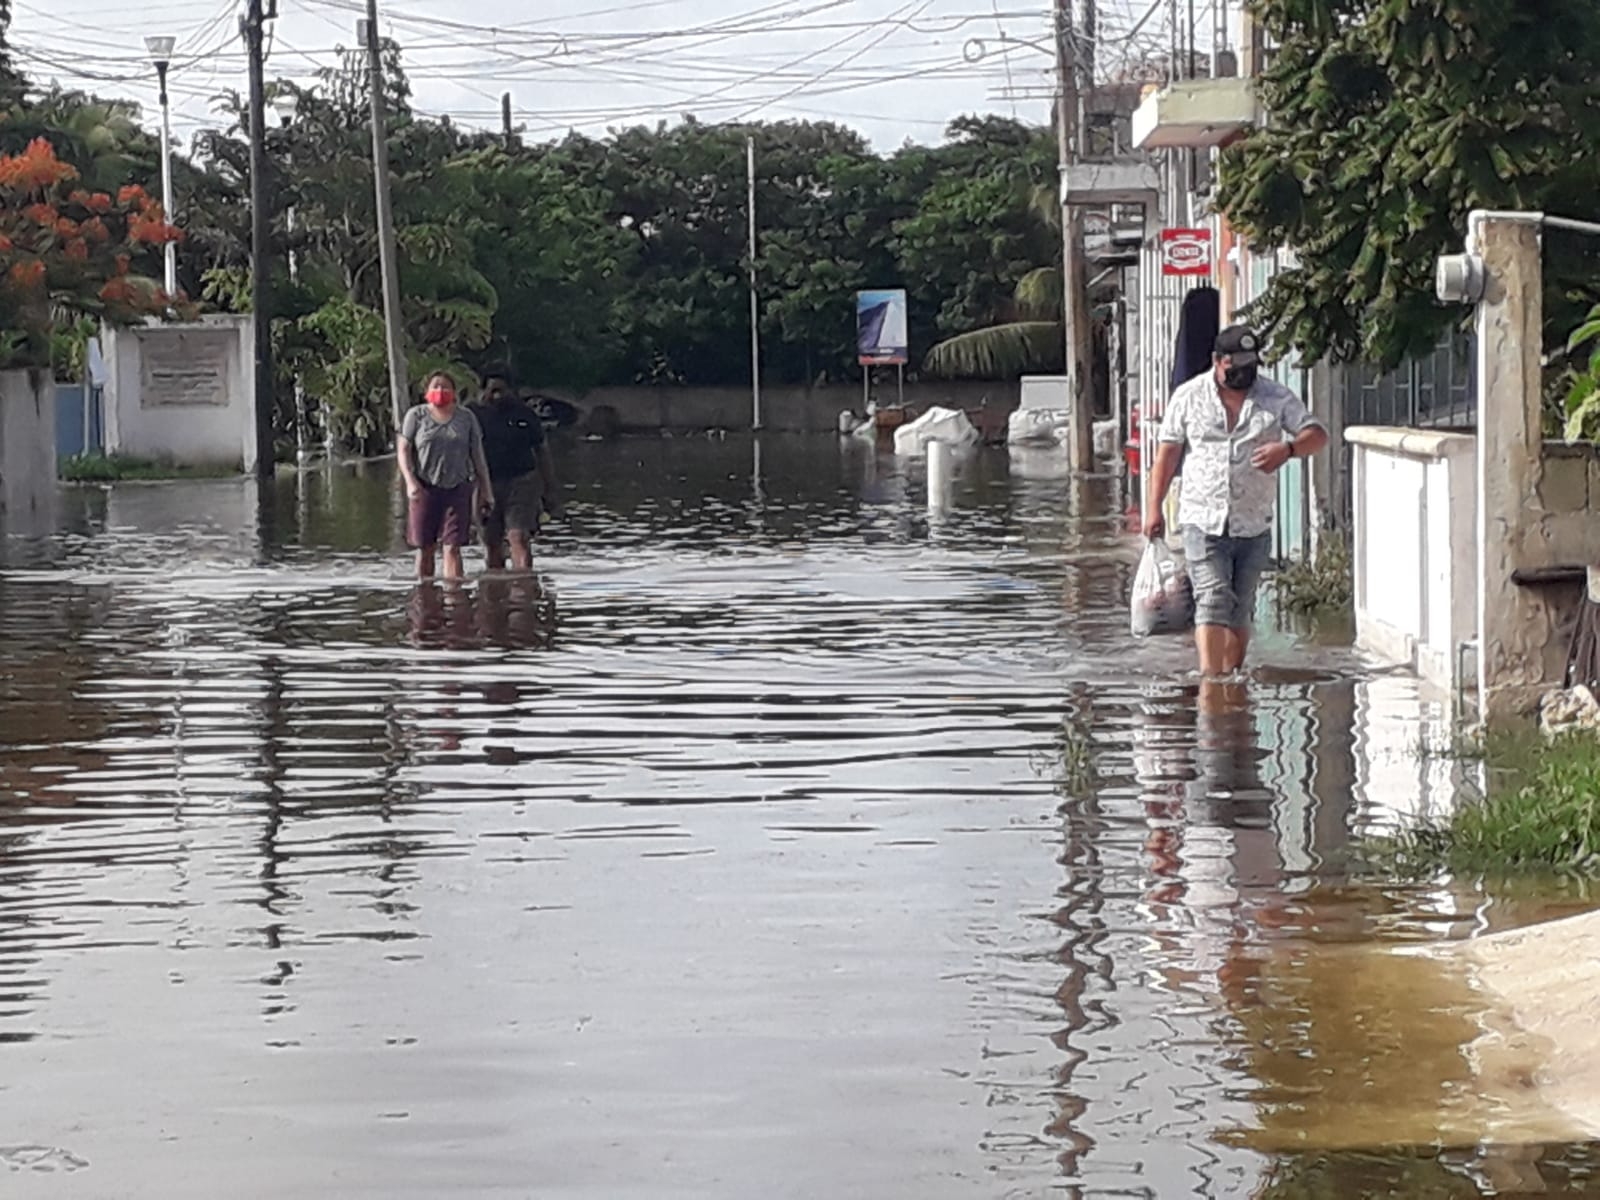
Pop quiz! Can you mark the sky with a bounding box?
[6,0,1209,155]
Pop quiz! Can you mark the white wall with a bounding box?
[1348,428,1476,696]
[103,315,256,472]
[0,368,59,535]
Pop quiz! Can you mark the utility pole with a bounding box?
[362,2,409,434]
[244,0,276,480]
[746,134,762,431]
[501,92,514,152]
[1055,0,1092,471]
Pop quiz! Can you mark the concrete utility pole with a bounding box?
[244,0,276,479]
[502,92,514,152]
[362,2,410,434]
[1055,0,1093,471]
[747,134,763,431]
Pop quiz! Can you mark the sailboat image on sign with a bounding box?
[856,289,908,365]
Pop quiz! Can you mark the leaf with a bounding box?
[1567,313,1600,354]
[1013,267,1062,322]
[922,321,1064,380]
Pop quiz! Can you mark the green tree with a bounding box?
[1216,0,1600,368]
[428,146,636,392]
[194,52,500,452]
[896,118,1061,378]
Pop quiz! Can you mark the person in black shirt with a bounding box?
[471,371,560,571]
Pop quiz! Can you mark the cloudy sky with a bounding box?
[8,0,1198,153]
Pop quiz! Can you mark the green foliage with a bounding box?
[1562,303,1600,442]
[924,321,1064,380]
[1274,533,1353,616]
[1216,0,1600,368]
[61,453,239,482]
[0,25,1077,449]
[1372,733,1600,878]
[50,315,97,382]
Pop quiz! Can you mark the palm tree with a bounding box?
[922,183,1070,379]
[923,262,1065,378]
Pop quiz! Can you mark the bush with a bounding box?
[1274,533,1353,617]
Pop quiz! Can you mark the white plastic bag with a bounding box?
[893,406,980,456]
[1007,407,1068,446]
[1130,540,1195,637]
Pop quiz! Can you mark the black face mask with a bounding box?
[1222,363,1258,392]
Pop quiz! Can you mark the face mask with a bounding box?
[425,385,454,408]
[1222,363,1258,392]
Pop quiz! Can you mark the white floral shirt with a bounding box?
[1158,372,1322,539]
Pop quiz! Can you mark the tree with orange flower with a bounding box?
[0,136,186,367]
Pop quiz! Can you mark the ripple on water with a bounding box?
[0,439,1595,1198]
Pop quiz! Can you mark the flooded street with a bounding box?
[3,436,1599,1198]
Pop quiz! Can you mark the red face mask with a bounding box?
[425,384,455,408]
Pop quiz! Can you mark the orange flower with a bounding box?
[0,233,12,252]
[63,238,88,261]
[80,217,109,243]
[117,184,148,205]
[8,258,45,289]
[114,253,131,276]
[87,192,112,214]
[54,217,79,238]
[22,203,56,226]
[99,277,134,304]
[0,139,77,191]
[129,214,182,245]
[68,189,91,207]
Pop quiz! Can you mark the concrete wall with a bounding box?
[1350,425,1600,705]
[547,380,1011,435]
[103,315,256,471]
[1348,428,1477,697]
[0,368,59,535]
[1518,443,1600,687]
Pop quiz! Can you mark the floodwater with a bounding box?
[2,435,1598,1198]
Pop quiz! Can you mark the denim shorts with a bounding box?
[1181,528,1271,629]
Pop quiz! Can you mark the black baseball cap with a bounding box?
[1214,325,1262,365]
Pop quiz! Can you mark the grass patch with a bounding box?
[1274,533,1353,617]
[61,453,239,482]
[1371,732,1600,878]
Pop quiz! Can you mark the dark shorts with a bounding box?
[408,481,473,548]
[483,473,541,543]
[1182,527,1272,629]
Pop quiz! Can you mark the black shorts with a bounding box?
[483,474,541,543]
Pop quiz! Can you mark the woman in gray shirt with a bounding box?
[397,372,493,579]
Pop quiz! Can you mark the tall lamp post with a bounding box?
[272,92,309,463]
[143,35,179,298]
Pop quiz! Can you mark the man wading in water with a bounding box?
[471,371,561,572]
[397,372,493,580]
[1142,326,1328,677]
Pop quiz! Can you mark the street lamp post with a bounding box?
[143,35,178,298]
[272,92,310,464]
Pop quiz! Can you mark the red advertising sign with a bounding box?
[1160,228,1213,277]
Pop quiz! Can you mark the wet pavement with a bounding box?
[2,435,1599,1198]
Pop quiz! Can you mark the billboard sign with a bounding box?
[1160,228,1213,276]
[856,289,908,365]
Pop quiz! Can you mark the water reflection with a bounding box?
[0,437,1596,1197]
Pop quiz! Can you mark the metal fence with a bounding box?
[1341,332,1477,430]
[1331,332,1476,529]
